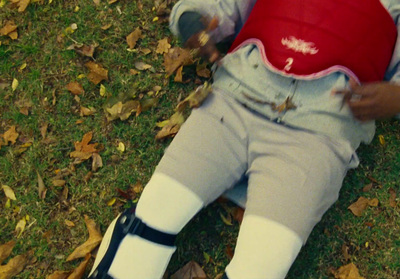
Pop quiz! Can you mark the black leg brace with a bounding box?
[89,206,177,279]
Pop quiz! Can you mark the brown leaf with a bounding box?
[17,0,30,12]
[37,171,47,200]
[170,261,207,279]
[156,38,171,54]
[126,27,142,49]
[362,183,373,192]
[368,198,379,207]
[0,241,16,265]
[348,197,369,217]
[174,65,183,83]
[108,0,119,4]
[8,31,18,40]
[66,215,102,261]
[92,0,100,5]
[0,21,17,36]
[66,82,85,95]
[46,270,72,279]
[389,188,397,207]
[176,82,212,111]
[196,62,211,78]
[52,179,66,187]
[155,111,185,140]
[70,132,99,162]
[91,153,103,172]
[0,251,32,279]
[333,263,365,279]
[67,44,97,59]
[85,62,108,85]
[3,126,19,145]
[80,106,96,117]
[105,100,141,121]
[67,253,91,279]
[163,47,194,76]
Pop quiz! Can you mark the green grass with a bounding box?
[1,1,399,278]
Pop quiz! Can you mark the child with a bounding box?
[89,0,400,278]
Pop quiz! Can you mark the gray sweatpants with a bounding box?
[155,89,358,243]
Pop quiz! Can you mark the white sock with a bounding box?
[225,215,303,279]
[105,173,204,279]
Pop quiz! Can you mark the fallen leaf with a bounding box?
[170,261,207,279]
[389,188,397,207]
[105,100,141,121]
[70,132,99,162]
[368,198,379,207]
[126,27,142,49]
[67,253,91,279]
[163,47,194,76]
[174,65,183,83]
[91,153,103,172]
[66,82,85,95]
[85,62,108,85]
[219,212,233,226]
[196,62,211,78]
[0,251,32,279]
[99,84,106,97]
[101,23,112,30]
[155,111,185,140]
[46,270,71,279]
[15,98,33,115]
[362,183,373,192]
[17,0,30,12]
[176,82,212,111]
[134,61,153,71]
[132,182,143,194]
[378,135,385,146]
[92,0,100,5]
[107,197,116,206]
[0,21,17,36]
[108,0,119,4]
[11,78,18,91]
[348,197,369,217]
[156,38,171,54]
[333,263,365,279]
[2,185,16,200]
[37,171,47,200]
[65,220,75,227]
[67,44,97,59]
[80,106,96,117]
[0,241,16,264]
[15,215,28,238]
[117,142,125,152]
[52,179,66,187]
[66,215,102,261]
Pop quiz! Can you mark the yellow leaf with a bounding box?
[11,78,18,92]
[77,74,85,79]
[219,212,233,226]
[66,215,102,261]
[107,197,116,206]
[18,63,27,72]
[17,0,30,12]
[15,215,28,238]
[152,16,159,22]
[0,0,6,8]
[65,220,75,227]
[99,84,106,96]
[37,172,47,200]
[155,111,185,140]
[5,199,11,208]
[2,185,16,200]
[378,135,385,146]
[74,6,79,12]
[117,142,125,152]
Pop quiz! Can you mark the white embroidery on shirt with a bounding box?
[284,57,294,71]
[281,36,319,55]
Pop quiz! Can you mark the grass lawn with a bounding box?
[1,0,399,278]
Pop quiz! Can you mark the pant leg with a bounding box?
[226,119,358,279]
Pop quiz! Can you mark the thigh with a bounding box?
[245,122,357,242]
[155,92,248,205]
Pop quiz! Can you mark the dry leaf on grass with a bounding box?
[70,132,99,162]
[85,62,108,85]
[126,27,142,49]
[46,270,71,279]
[3,126,19,145]
[0,250,33,279]
[170,261,207,279]
[0,21,18,39]
[66,215,102,261]
[156,38,171,54]
[105,100,141,121]
[163,47,194,76]
[66,82,85,95]
[67,253,91,278]
[196,62,211,78]
[2,185,16,201]
[91,153,103,172]
[0,241,16,264]
[333,263,365,279]
[37,171,47,200]
[67,44,97,59]
[348,197,379,217]
[134,61,153,71]
[155,111,185,140]
[176,82,212,111]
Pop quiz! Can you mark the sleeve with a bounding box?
[384,5,400,84]
[169,0,256,43]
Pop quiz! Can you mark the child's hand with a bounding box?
[334,79,400,121]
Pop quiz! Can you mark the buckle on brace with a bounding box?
[120,211,145,236]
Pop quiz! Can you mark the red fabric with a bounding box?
[229,0,397,82]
